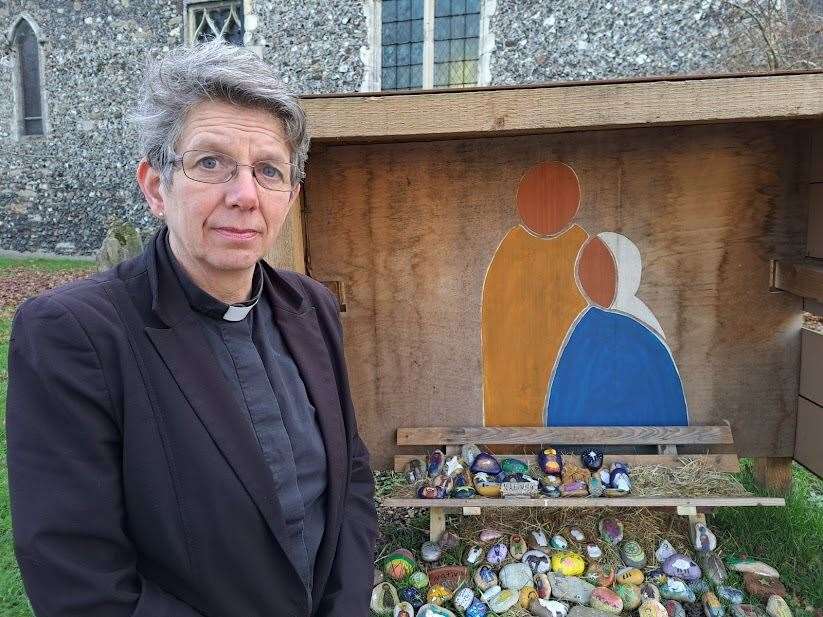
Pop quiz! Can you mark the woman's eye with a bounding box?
[198,157,218,169]
[259,164,282,178]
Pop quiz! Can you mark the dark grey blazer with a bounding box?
[6,231,377,617]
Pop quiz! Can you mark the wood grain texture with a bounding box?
[772,260,823,302]
[394,453,741,473]
[516,162,581,235]
[577,236,617,308]
[264,191,305,272]
[800,328,823,406]
[397,425,734,445]
[753,457,794,496]
[303,123,807,468]
[301,74,823,143]
[482,225,588,426]
[795,396,823,477]
[807,184,823,259]
[381,496,786,508]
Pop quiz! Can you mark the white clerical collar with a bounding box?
[222,299,259,322]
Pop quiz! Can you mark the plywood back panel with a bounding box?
[303,123,808,468]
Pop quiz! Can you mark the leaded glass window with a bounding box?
[13,19,43,136]
[381,0,425,90]
[433,0,480,88]
[188,1,244,45]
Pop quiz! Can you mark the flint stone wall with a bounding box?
[0,0,788,255]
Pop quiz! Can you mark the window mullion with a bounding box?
[422,0,435,89]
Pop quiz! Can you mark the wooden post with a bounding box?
[687,512,706,548]
[753,457,793,496]
[429,507,446,542]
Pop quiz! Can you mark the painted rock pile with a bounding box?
[406,447,632,501]
[371,519,791,617]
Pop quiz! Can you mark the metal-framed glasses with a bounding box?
[174,150,297,192]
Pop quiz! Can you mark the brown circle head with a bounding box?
[516,161,581,235]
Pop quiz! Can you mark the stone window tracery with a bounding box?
[187,1,244,45]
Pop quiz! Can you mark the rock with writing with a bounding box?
[615,567,644,586]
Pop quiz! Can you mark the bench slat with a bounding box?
[397,426,734,446]
[381,496,785,508]
[394,453,740,473]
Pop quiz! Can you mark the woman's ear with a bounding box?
[136,159,167,219]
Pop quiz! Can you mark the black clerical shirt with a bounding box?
[164,239,327,600]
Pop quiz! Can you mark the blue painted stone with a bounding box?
[465,597,489,617]
[401,586,424,610]
[427,450,444,477]
[581,448,604,471]
[716,587,744,605]
[471,452,502,475]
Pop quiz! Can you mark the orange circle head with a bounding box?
[516,161,580,235]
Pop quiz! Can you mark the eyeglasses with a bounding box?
[173,150,297,192]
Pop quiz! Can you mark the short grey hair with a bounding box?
[129,39,309,186]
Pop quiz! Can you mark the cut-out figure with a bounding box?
[597,231,665,338]
[482,162,588,426]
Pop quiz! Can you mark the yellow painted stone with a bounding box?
[551,551,586,576]
[427,584,452,605]
[616,568,645,586]
[519,585,538,609]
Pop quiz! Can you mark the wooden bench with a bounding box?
[381,425,786,540]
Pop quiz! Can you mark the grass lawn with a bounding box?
[1,256,821,616]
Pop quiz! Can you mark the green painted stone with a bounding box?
[501,458,529,475]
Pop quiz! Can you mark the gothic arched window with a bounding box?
[12,17,45,136]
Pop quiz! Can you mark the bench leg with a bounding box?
[430,507,446,542]
[753,457,793,496]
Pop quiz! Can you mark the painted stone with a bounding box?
[465,597,489,617]
[641,583,662,602]
[656,540,677,563]
[542,474,563,488]
[370,582,400,616]
[581,448,604,471]
[540,484,562,498]
[486,542,508,565]
[427,450,445,477]
[409,571,429,589]
[551,551,586,576]
[716,586,745,605]
[647,569,669,586]
[731,605,769,617]
[702,592,724,617]
[401,586,424,610]
[415,604,457,617]
[687,579,710,596]
[727,558,780,579]
[452,486,476,499]
[584,563,615,587]
[465,544,484,566]
[604,487,630,498]
[609,462,631,492]
[480,585,501,603]
[614,583,642,610]
[473,473,501,498]
[421,541,442,562]
[547,574,595,604]
[588,477,605,497]
[500,562,534,590]
[660,578,696,603]
[479,528,502,543]
[567,606,620,617]
[641,600,671,617]
[438,531,459,550]
[453,588,476,612]
[523,549,552,574]
[431,474,454,494]
[561,481,589,497]
[394,601,414,617]
[616,567,645,586]
[742,573,787,600]
[501,457,529,475]
[766,596,792,617]
[534,572,552,598]
[501,477,540,497]
[509,534,528,560]
[700,552,728,586]
[663,555,702,581]
[693,522,717,553]
[428,566,468,591]
[519,585,539,609]
[598,516,624,545]
[530,599,570,617]
[685,602,704,617]
[550,534,569,550]
[570,528,586,542]
[418,486,446,499]
[599,469,611,485]
[443,456,464,478]
[562,463,592,485]
[426,584,451,605]
[621,540,647,568]
[473,565,498,591]
[538,448,563,475]
[488,589,519,614]
[452,469,472,489]
[470,452,502,475]
[665,600,687,617]
[384,550,416,581]
[461,444,482,468]
[405,459,426,484]
[529,528,549,549]
[590,587,624,614]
